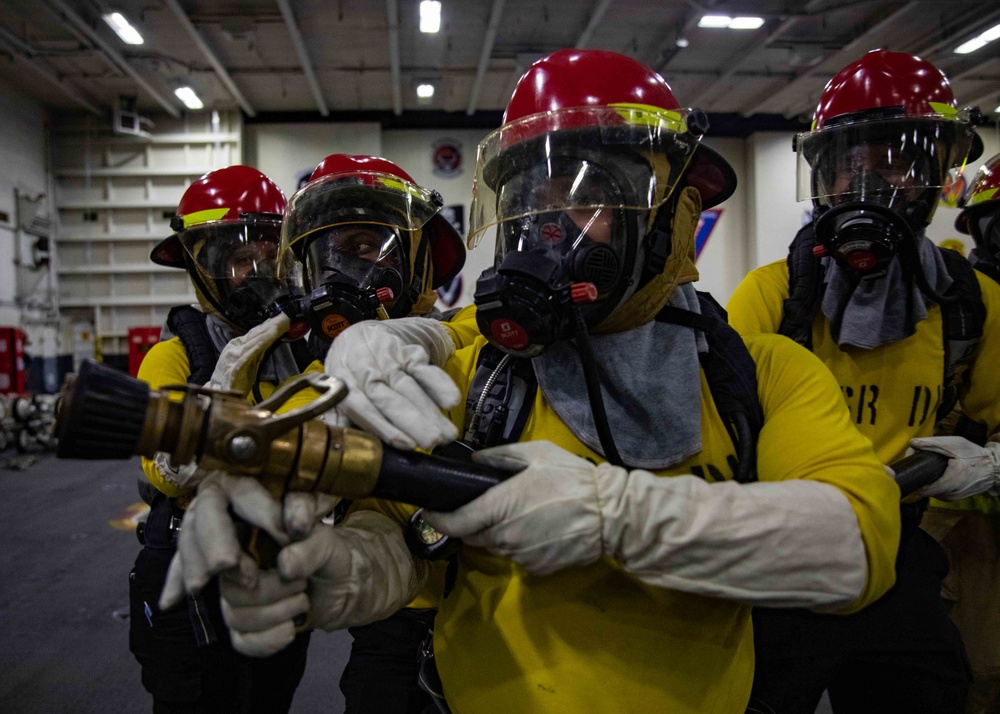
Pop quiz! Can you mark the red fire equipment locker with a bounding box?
[128,327,161,377]
[0,327,27,394]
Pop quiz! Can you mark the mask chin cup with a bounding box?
[267,292,309,341]
[225,284,268,330]
[304,282,385,342]
[473,252,571,357]
[814,202,913,279]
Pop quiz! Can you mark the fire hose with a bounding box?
[56,359,948,561]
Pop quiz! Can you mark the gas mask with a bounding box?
[301,226,406,342]
[474,209,622,357]
[813,171,933,280]
[971,211,1000,260]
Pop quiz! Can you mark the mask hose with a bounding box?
[570,307,624,467]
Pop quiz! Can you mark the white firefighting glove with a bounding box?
[424,441,868,610]
[153,453,209,491]
[159,472,290,611]
[208,312,291,395]
[323,317,460,450]
[909,436,1000,500]
[219,567,309,657]
[276,509,429,632]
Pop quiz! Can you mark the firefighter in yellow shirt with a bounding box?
[276,152,467,714]
[727,51,998,713]
[130,166,320,713]
[159,50,901,714]
[921,154,1000,714]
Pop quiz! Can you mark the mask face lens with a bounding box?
[305,223,405,297]
[225,239,279,289]
[496,160,624,261]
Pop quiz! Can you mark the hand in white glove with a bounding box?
[208,312,291,395]
[154,453,209,491]
[323,317,460,450]
[424,441,868,610]
[275,510,429,632]
[219,568,309,657]
[423,441,606,575]
[159,472,288,610]
[909,436,1000,500]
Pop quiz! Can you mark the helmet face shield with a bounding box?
[178,217,295,330]
[796,116,976,212]
[469,105,700,250]
[280,171,442,268]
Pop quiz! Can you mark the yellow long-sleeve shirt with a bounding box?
[727,259,1000,514]
[359,330,900,713]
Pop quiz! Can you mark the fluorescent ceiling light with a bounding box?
[954,22,1000,53]
[103,12,144,45]
[994,104,1000,114]
[698,15,764,29]
[955,37,989,54]
[729,16,765,30]
[420,1,441,33]
[981,23,1000,42]
[416,83,435,99]
[174,87,204,110]
[698,15,732,28]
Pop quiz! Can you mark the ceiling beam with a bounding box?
[740,1,920,117]
[686,0,833,108]
[44,0,180,117]
[275,0,329,116]
[575,0,614,49]
[783,5,1000,118]
[466,0,506,116]
[950,56,1000,84]
[905,6,1000,62]
[386,0,402,115]
[162,0,255,116]
[466,0,506,115]
[36,1,122,78]
[964,84,1000,113]
[0,26,100,115]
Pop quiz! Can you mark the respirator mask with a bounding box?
[472,160,636,357]
[302,224,407,342]
[185,218,308,338]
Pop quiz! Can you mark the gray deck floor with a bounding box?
[0,453,350,713]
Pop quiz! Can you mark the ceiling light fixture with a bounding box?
[698,15,732,28]
[954,22,1000,54]
[420,1,441,33]
[698,15,765,29]
[416,83,435,99]
[676,37,690,48]
[729,17,765,30]
[174,87,204,110]
[103,12,144,45]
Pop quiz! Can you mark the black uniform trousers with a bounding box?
[129,494,311,714]
[340,607,437,714]
[750,504,972,714]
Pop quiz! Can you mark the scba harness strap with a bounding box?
[779,224,986,425]
[464,291,763,483]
